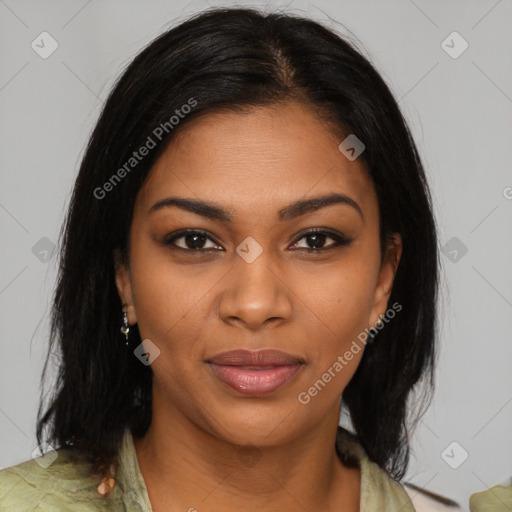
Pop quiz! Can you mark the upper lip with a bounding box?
[206,349,304,366]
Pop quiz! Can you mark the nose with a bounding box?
[217,250,293,331]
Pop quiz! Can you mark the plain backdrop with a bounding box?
[1,0,511,509]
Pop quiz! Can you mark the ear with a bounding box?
[368,233,402,328]
[113,249,137,326]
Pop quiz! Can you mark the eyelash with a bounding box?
[161,228,353,253]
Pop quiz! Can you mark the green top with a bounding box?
[0,426,415,511]
[469,484,512,512]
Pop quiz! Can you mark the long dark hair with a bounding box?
[37,6,439,483]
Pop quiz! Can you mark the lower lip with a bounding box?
[206,363,302,396]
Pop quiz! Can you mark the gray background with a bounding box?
[1,0,511,508]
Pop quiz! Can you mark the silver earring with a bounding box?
[120,307,130,345]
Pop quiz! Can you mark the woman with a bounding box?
[0,6,447,511]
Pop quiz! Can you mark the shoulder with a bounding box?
[335,427,466,511]
[335,427,416,511]
[359,454,418,510]
[0,449,124,512]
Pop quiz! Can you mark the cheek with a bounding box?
[288,258,378,396]
[128,239,216,350]
[294,258,377,340]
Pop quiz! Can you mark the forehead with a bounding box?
[136,101,376,218]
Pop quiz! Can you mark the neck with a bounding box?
[133,389,360,511]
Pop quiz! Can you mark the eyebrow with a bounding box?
[148,192,363,222]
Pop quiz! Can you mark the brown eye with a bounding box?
[289,229,353,251]
[163,230,222,251]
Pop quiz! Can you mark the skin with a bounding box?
[115,100,402,512]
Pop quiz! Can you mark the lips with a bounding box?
[206,349,304,396]
[207,349,304,366]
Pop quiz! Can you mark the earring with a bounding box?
[120,305,130,345]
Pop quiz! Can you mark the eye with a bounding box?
[161,228,352,253]
[289,229,353,252]
[162,229,223,251]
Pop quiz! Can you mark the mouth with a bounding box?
[205,349,305,396]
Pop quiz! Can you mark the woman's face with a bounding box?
[115,100,401,446]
